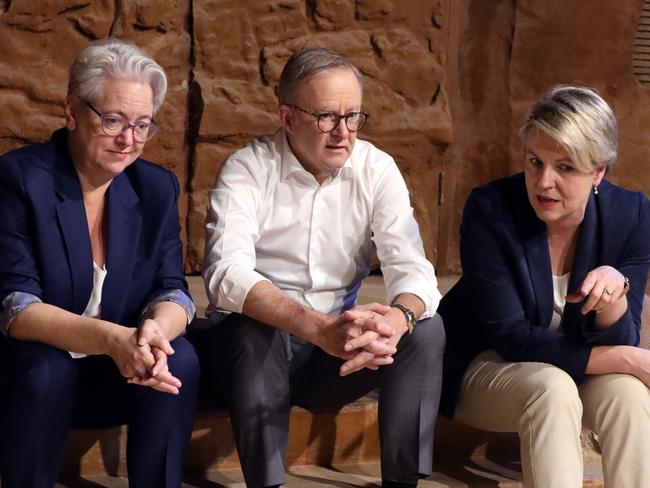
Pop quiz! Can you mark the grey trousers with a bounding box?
[203,313,445,488]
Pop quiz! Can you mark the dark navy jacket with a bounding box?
[438,172,650,417]
[0,129,190,328]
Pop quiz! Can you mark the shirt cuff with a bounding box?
[217,267,270,313]
[387,283,442,321]
[142,289,196,324]
[1,291,43,336]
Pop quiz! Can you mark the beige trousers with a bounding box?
[454,350,650,488]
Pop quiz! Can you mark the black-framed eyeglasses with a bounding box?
[84,101,160,142]
[287,104,369,133]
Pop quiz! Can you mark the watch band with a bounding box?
[391,303,417,334]
[619,276,630,299]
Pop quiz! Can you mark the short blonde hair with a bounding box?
[520,85,617,172]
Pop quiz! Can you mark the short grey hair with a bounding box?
[67,38,167,115]
[520,85,618,172]
[278,48,364,105]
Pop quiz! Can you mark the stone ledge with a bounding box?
[56,274,630,486]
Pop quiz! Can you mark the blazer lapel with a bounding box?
[101,172,142,324]
[564,194,599,337]
[54,151,93,315]
[509,176,554,329]
[523,223,554,329]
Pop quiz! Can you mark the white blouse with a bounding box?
[70,262,107,359]
[549,272,570,332]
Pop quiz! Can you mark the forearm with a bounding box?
[586,344,643,376]
[385,292,426,337]
[242,280,328,343]
[141,300,188,341]
[9,303,117,355]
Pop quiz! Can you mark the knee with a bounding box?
[167,337,200,391]
[8,342,77,404]
[584,374,650,424]
[400,314,446,357]
[228,315,285,362]
[525,366,582,420]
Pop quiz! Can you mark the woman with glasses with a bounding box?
[0,38,199,487]
[439,85,650,487]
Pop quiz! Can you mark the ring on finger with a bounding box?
[604,288,613,296]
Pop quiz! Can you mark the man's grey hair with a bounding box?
[278,47,364,105]
[520,85,618,172]
[67,38,168,115]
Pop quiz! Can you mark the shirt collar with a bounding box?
[278,128,354,182]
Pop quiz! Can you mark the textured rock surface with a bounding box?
[1,1,650,275]
[508,0,649,192]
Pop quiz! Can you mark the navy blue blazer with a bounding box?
[0,129,190,328]
[438,172,650,417]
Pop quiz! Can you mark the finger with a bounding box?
[591,289,615,313]
[128,376,180,395]
[577,272,599,297]
[127,347,156,377]
[342,309,366,323]
[565,292,584,303]
[340,350,376,376]
[137,319,157,346]
[151,347,168,377]
[344,311,395,337]
[128,367,182,390]
[147,334,175,355]
[150,382,180,395]
[154,369,182,388]
[342,321,363,340]
[362,318,395,337]
[362,340,397,356]
[581,283,608,314]
[368,355,395,367]
[344,330,380,351]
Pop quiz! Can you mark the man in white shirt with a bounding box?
[200,48,445,488]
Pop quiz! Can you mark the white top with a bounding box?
[70,262,107,358]
[202,129,440,319]
[550,272,570,332]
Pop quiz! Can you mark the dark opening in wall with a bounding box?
[634,1,650,84]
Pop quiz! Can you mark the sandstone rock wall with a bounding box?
[1,1,649,275]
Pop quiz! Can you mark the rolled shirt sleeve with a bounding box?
[141,289,196,324]
[1,291,43,336]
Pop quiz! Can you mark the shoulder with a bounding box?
[0,141,62,197]
[349,138,401,189]
[0,140,58,177]
[223,133,280,174]
[122,158,180,203]
[598,178,650,224]
[464,173,527,220]
[351,138,394,170]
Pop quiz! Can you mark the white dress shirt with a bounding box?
[203,129,440,320]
